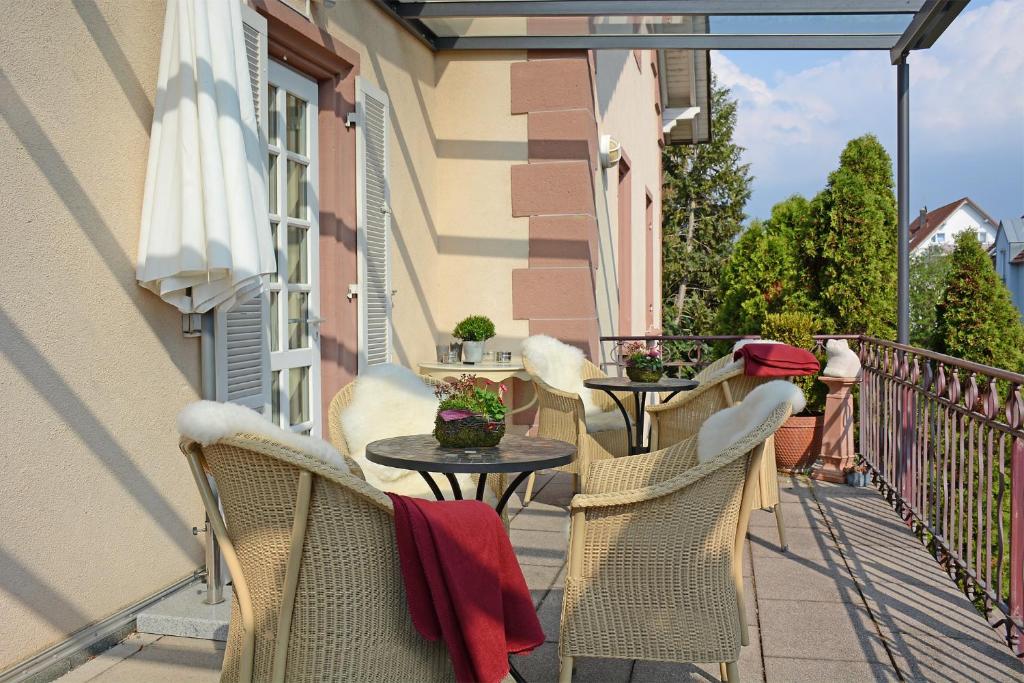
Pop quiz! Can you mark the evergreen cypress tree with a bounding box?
[909,245,951,347]
[933,231,1024,372]
[716,195,814,334]
[661,78,753,335]
[808,134,898,336]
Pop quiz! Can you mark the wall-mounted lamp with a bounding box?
[599,135,621,168]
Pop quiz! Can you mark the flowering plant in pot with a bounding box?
[844,463,871,488]
[760,311,825,472]
[621,341,664,382]
[453,315,496,363]
[433,374,507,447]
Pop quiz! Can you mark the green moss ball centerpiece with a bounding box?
[433,373,507,447]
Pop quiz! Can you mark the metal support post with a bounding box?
[896,56,910,345]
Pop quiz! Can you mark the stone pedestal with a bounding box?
[812,375,859,483]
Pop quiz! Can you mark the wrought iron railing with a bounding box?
[858,337,1024,655]
[599,334,860,375]
[600,334,1024,655]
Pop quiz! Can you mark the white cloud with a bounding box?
[716,0,1024,220]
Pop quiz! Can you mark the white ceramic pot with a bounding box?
[462,340,485,363]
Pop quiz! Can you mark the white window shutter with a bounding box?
[214,5,271,413]
[355,77,392,371]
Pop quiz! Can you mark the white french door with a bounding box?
[267,62,321,436]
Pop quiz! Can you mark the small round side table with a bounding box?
[583,376,699,455]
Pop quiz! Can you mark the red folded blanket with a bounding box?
[733,343,820,377]
[387,493,544,683]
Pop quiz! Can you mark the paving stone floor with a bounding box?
[60,474,1023,682]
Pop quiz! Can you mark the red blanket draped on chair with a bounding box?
[387,493,544,683]
[734,343,820,377]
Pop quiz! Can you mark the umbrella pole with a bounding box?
[200,311,226,605]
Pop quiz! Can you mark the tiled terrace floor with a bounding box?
[60,474,1023,682]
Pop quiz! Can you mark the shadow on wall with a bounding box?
[73,0,154,131]
[0,70,198,382]
[0,307,198,559]
[0,546,92,634]
[594,51,631,119]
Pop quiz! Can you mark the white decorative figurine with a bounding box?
[822,338,861,379]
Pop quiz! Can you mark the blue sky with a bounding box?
[713,0,1023,224]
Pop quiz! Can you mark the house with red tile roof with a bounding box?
[908,197,1000,253]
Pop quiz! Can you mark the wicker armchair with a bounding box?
[558,403,793,683]
[326,374,507,514]
[647,364,787,551]
[521,357,630,497]
[179,432,453,682]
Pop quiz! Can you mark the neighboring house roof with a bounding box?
[1000,216,1024,243]
[658,16,711,145]
[908,196,1000,250]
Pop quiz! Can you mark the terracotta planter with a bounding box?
[774,414,824,472]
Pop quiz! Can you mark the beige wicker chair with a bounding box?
[325,374,508,514]
[521,357,630,498]
[647,364,788,551]
[558,402,793,683]
[179,432,454,682]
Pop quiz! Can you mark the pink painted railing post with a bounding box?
[1011,436,1024,656]
[813,376,859,483]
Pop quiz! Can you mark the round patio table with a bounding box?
[365,434,575,514]
[583,376,699,455]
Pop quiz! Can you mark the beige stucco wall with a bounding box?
[594,49,664,337]
[0,0,204,669]
[322,1,443,369]
[323,9,528,368]
[433,52,530,358]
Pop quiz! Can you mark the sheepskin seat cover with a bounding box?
[339,364,474,497]
[696,380,806,463]
[177,400,349,473]
[521,335,603,416]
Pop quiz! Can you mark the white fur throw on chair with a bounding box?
[339,364,474,497]
[521,335,602,416]
[177,400,349,473]
[822,339,861,378]
[696,380,806,463]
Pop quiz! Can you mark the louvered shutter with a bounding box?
[355,78,392,370]
[214,5,271,412]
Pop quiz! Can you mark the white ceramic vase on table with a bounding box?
[462,340,485,363]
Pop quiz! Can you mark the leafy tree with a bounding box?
[807,134,898,336]
[716,195,815,335]
[909,245,951,347]
[715,135,898,339]
[662,78,753,336]
[933,231,1024,372]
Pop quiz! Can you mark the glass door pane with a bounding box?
[268,61,320,435]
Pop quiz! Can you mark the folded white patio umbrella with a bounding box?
[137,0,274,313]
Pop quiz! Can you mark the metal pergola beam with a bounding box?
[890,0,969,62]
[433,33,901,51]
[396,0,925,18]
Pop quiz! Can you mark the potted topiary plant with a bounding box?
[760,311,826,472]
[621,340,664,382]
[433,374,507,447]
[453,315,496,364]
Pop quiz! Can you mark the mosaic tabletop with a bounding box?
[365,434,575,474]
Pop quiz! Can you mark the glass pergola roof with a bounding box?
[373,0,969,63]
